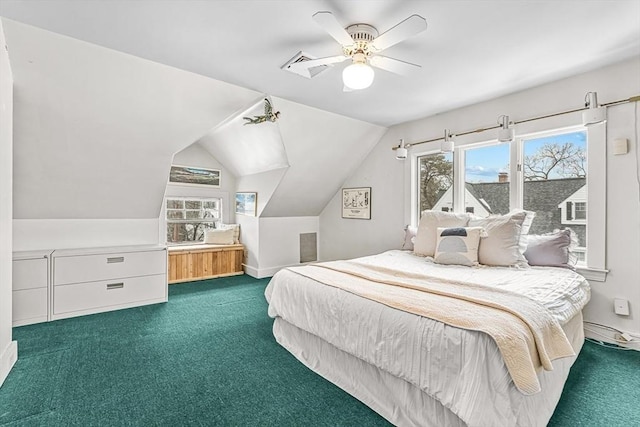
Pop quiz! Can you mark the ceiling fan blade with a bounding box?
[369,55,421,75]
[312,11,355,46]
[370,14,427,51]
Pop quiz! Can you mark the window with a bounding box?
[463,143,510,218]
[574,202,587,220]
[523,129,587,262]
[417,152,453,215]
[166,197,222,244]
[413,123,606,277]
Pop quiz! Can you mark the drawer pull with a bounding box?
[107,257,125,264]
[106,282,124,290]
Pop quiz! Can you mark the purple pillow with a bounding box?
[523,229,576,269]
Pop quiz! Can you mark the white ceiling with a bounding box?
[0,0,639,126]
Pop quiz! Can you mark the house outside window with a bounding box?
[166,197,222,244]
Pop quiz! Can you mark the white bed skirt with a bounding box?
[273,312,584,427]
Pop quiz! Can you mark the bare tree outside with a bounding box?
[523,142,586,181]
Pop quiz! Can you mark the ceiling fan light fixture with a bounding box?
[342,52,374,90]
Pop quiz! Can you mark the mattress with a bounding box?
[265,250,591,427]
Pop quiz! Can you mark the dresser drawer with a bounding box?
[13,257,48,291]
[54,250,166,285]
[13,288,48,324]
[53,274,166,315]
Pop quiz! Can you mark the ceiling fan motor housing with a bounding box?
[344,24,379,56]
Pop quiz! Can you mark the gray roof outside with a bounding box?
[466,177,586,245]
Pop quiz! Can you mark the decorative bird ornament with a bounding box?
[243,98,281,125]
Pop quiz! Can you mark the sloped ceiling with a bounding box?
[4,19,261,219]
[197,95,387,217]
[260,97,386,217]
[197,97,289,177]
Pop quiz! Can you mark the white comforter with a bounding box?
[265,250,591,426]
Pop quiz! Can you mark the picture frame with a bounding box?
[342,187,371,220]
[169,165,221,187]
[235,192,257,216]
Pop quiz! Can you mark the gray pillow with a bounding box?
[402,225,417,250]
[469,212,528,267]
[524,229,576,269]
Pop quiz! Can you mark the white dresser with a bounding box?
[50,245,168,321]
[12,250,53,327]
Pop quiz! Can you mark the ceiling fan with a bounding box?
[287,11,428,90]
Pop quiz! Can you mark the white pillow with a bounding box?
[434,227,483,267]
[469,214,527,267]
[414,211,470,257]
[506,209,536,253]
[204,228,235,245]
[218,223,240,244]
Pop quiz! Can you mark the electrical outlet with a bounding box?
[614,298,630,316]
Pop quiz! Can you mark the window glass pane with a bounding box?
[523,130,587,260]
[166,210,184,220]
[185,210,202,220]
[166,222,216,243]
[203,209,219,219]
[574,202,586,220]
[203,200,218,209]
[418,153,453,214]
[464,144,510,217]
[185,200,201,209]
[166,199,183,209]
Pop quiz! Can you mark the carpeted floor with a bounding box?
[1,275,638,426]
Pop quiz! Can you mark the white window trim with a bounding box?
[411,110,607,280]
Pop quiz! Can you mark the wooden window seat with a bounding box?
[167,244,244,284]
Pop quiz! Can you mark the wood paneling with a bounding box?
[168,244,244,284]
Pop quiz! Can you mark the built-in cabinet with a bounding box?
[12,245,168,326]
[12,250,52,327]
[168,244,244,284]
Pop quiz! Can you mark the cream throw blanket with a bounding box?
[288,260,575,395]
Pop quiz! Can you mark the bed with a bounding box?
[265,249,590,427]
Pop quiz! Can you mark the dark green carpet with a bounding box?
[0,275,637,426]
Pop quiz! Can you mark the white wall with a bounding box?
[236,215,259,276]
[258,216,319,277]
[320,57,640,339]
[241,216,319,278]
[12,219,160,251]
[0,19,17,387]
[261,97,387,217]
[4,19,261,252]
[236,168,287,218]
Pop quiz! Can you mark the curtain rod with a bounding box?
[392,94,640,150]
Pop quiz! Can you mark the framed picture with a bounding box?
[169,165,221,187]
[235,192,257,216]
[342,187,371,220]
